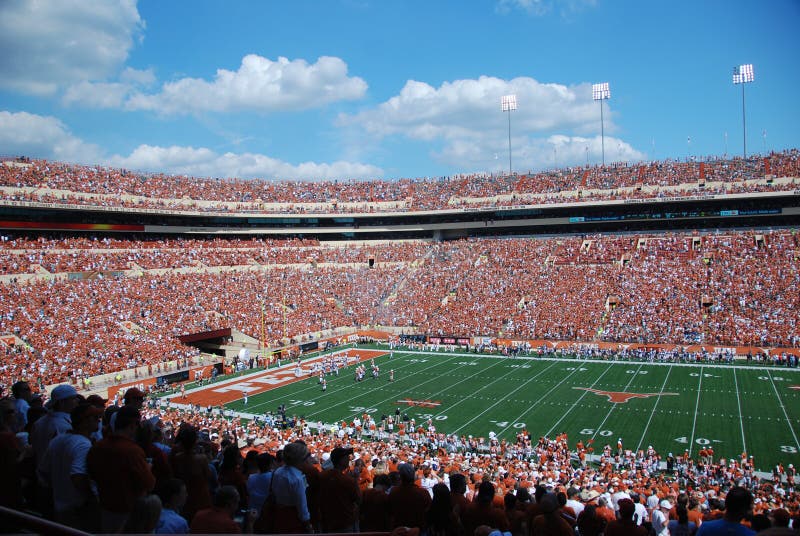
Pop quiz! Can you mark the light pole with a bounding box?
[732,64,754,158]
[592,82,610,166]
[501,94,517,175]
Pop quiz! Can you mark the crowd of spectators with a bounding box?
[1,150,798,214]
[0,382,797,534]
[0,234,429,274]
[0,229,797,391]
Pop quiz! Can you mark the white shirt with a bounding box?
[38,432,94,512]
[633,502,649,525]
[566,498,584,518]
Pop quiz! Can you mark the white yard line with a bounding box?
[767,369,800,450]
[733,368,747,454]
[688,366,704,457]
[635,364,674,452]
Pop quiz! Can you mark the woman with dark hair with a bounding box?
[168,424,212,523]
[426,482,462,536]
[669,504,698,536]
[217,444,248,511]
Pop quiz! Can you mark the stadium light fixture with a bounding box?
[592,82,610,165]
[501,94,517,175]
[732,64,754,158]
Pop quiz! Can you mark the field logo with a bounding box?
[396,398,441,408]
[574,387,679,403]
[790,386,800,391]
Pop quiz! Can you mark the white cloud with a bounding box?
[125,54,368,114]
[340,76,598,139]
[108,145,383,181]
[339,75,643,171]
[0,0,144,96]
[0,111,102,162]
[0,110,382,180]
[496,0,597,17]
[63,68,156,109]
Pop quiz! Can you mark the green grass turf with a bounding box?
[223,347,800,471]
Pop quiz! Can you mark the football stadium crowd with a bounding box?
[1,150,799,213]
[0,383,797,534]
[0,229,798,389]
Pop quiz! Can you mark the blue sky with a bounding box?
[0,0,797,181]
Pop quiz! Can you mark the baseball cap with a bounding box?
[660,500,672,509]
[50,384,78,403]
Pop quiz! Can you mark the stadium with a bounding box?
[1,2,799,534]
[1,149,799,533]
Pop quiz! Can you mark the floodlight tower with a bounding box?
[592,82,610,166]
[732,64,754,158]
[501,94,517,175]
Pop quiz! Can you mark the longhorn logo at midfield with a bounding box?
[396,399,441,408]
[574,387,679,403]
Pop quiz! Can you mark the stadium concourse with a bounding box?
[0,151,799,534]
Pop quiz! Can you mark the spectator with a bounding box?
[529,492,573,536]
[267,441,313,533]
[155,477,190,534]
[190,485,254,534]
[426,482,461,536]
[123,494,162,534]
[169,424,213,523]
[460,481,509,536]
[388,462,432,530]
[361,472,391,532]
[606,498,648,536]
[11,381,32,432]
[696,488,755,536]
[668,504,699,536]
[30,384,79,467]
[37,402,103,532]
[246,452,275,515]
[87,405,156,533]
[318,446,361,532]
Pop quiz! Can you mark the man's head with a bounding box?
[618,498,636,520]
[213,485,240,516]
[48,384,79,413]
[123,388,145,409]
[70,403,103,435]
[282,441,309,467]
[398,463,416,484]
[330,447,353,469]
[477,481,495,503]
[723,487,754,521]
[158,478,188,512]
[11,381,32,401]
[449,472,467,494]
[113,405,141,438]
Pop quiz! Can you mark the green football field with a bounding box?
[223,347,800,471]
